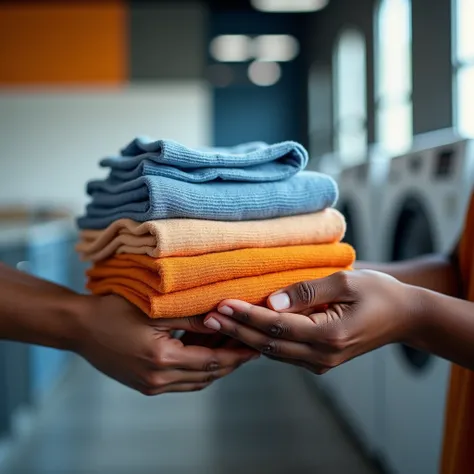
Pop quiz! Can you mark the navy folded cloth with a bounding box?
[100,138,308,183]
[77,171,338,229]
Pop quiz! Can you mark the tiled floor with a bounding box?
[3,357,381,474]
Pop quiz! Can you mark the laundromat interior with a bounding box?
[0,0,473,473]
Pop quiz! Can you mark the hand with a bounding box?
[75,295,259,395]
[203,270,419,374]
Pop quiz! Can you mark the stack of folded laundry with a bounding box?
[76,138,355,318]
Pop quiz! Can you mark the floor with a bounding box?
[3,356,381,474]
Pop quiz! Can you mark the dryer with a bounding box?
[308,149,389,459]
[378,132,474,474]
[336,160,373,261]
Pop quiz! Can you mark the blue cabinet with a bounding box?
[0,244,33,436]
[0,221,77,421]
[26,224,73,402]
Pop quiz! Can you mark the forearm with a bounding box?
[409,286,474,370]
[0,263,85,351]
[354,254,461,297]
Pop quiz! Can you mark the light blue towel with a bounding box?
[100,138,308,182]
[77,171,338,229]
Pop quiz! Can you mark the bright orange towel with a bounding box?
[87,267,350,318]
[441,192,474,474]
[76,209,346,261]
[87,243,355,293]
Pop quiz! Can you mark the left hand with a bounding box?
[76,295,259,395]
[204,270,419,374]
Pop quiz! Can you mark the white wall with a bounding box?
[0,82,212,214]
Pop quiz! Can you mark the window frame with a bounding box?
[374,0,413,154]
[452,0,474,136]
[332,27,368,165]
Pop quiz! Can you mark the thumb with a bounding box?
[156,315,219,334]
[267,271,353,313]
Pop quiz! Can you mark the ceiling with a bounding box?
[134,0,329,13]
[204,0,258,11]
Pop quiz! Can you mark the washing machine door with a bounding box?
[386,196,450,474]
[391,197,434,371]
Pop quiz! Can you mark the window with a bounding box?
[454,0,474,137]
[375,0,412,155]
[308,63,333,161]
[333,28,367,165]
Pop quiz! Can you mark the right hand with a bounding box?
[74,295,260,395]
[205,270,414,375]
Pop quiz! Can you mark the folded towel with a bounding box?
[76,209,346,261]
[87,243,355,293]
[77,171,338,229]
[101,138,308,182]
[87,267,350,318]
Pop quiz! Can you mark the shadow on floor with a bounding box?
[3,357,381,474]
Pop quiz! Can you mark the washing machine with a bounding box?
[378,132,474,474]
[307,148,390,459]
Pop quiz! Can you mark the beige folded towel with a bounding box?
[76,208,346,261]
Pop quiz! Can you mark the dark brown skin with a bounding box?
[204,252,474,373]
[0,263,259,396]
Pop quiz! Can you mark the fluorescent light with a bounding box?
[252,35,299,61]
[248,61,281,86]
[209,35,252,62]
[251,0,329,12]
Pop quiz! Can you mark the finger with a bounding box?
[150,365,238,387]
[266,271,353,313]
[162,341,259,371]
[156,315,219,334]
[265,354,329,375]
[205,312,314,361]
[144,382,210,396]
[221,337,250,350]
[207,300,317,344]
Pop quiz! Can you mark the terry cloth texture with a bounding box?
[101,138,308,182]
[87,267,351,318]
[77,171,338,229]
[87,243,355,293]
[76,209,346,261]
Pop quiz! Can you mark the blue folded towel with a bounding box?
[100,138,308,182]
[77,171,338,229]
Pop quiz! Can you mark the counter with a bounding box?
[0,217,84,441]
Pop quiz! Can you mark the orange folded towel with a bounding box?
[87,267,350,318]
[87,243,355,293]
[76,208,346,261]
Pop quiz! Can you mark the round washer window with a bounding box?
[391,197,435,373]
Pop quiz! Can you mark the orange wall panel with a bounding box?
[0,2,127,85]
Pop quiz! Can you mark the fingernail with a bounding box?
[204,317,221,331]
[218,305,233,316]
[269,293,290,311]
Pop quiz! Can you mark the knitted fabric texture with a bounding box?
[87,243,355,293]
[100,138,309,182]
[76,209,346,261]
[77,171,338,229]
[87,267,351,318]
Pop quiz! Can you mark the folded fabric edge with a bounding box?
[88,266,352,318]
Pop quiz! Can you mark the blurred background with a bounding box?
[0,0,473,473]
